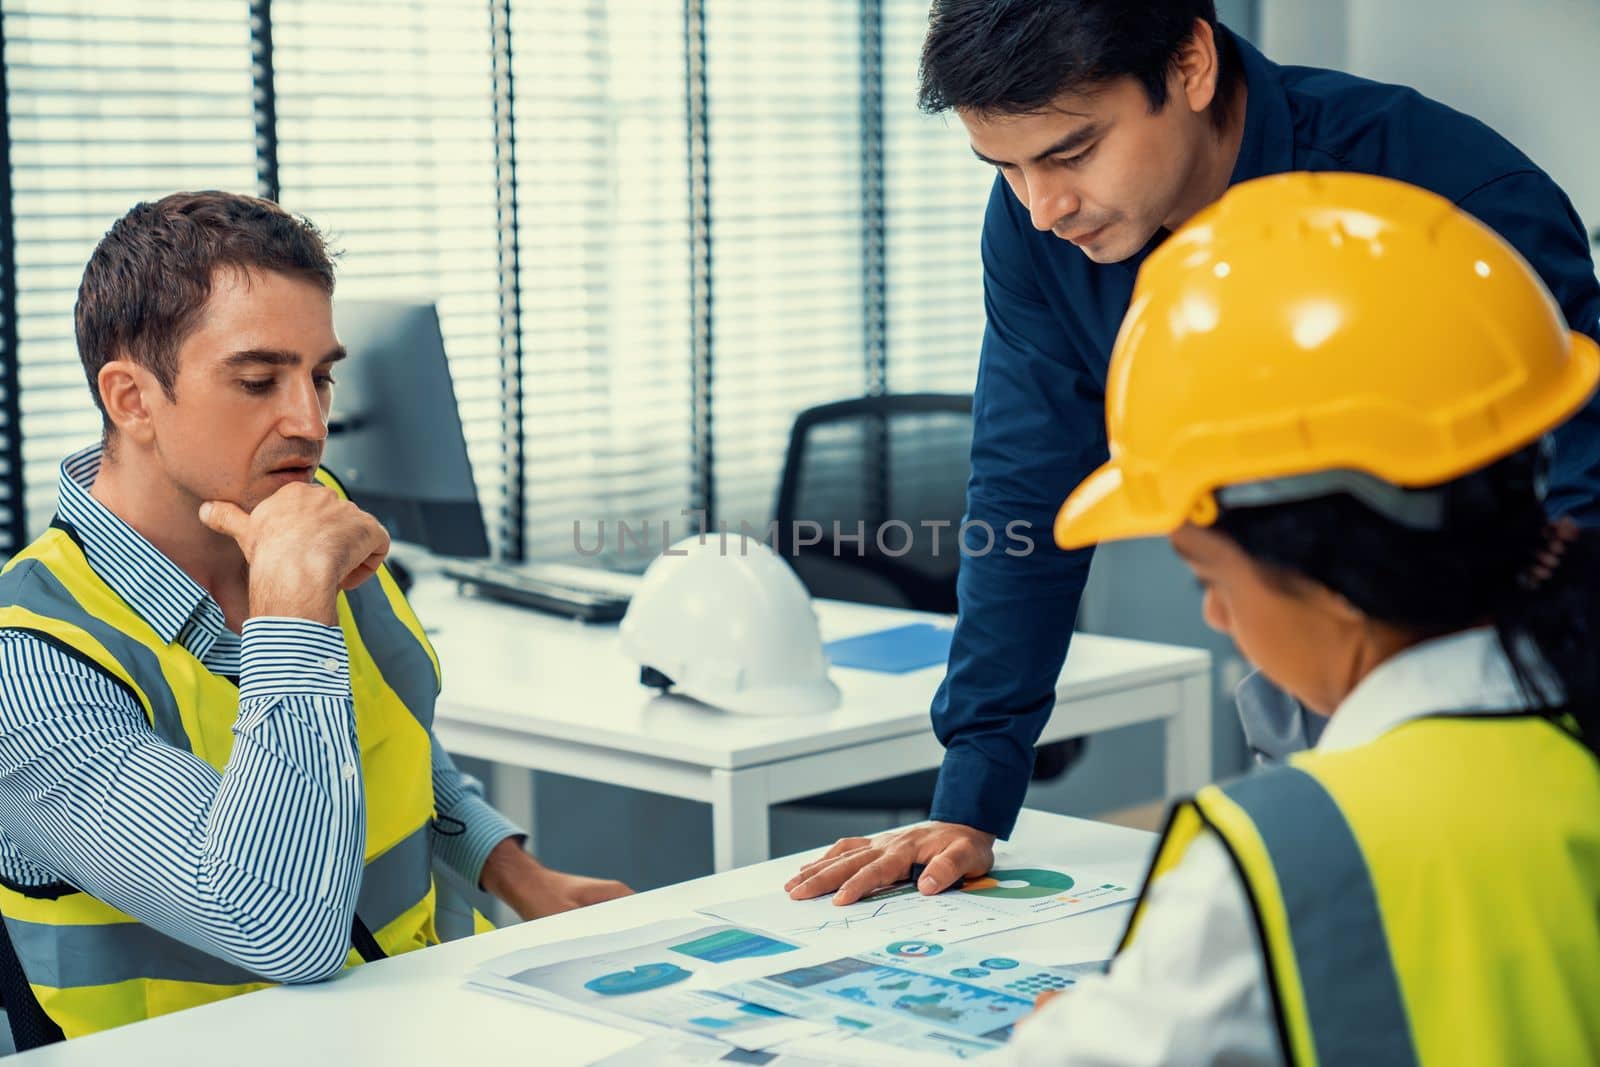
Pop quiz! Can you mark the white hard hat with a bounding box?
[619,535,841,716]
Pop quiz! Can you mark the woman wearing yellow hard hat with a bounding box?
[1006,172,1600,1066]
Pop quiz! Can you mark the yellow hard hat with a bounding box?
[1055,172,1600,550]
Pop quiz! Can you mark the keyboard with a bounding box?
[441,559,640,622]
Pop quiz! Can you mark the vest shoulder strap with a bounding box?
[313,466,352,500]
[1115,801,1199,954]
[1200,766,1419,1067]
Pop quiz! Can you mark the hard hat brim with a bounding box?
[673,677,842,716]
[1054,461,1177,550]
[1055,329,1600,552]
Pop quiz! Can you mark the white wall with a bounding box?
[1263,0,1600,240]
[1258,0,1349,68]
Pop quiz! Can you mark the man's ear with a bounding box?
[97,359,163,446]
[1174,16,1221,115]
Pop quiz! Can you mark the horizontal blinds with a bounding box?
[882,0,991,395]
[2,0,994,562]
[0,39,17,557]
[272,0,512,555]
[705,0,867,530]
[2,0,257,536]
[511,1,694,563]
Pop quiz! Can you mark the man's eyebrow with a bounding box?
[222,345,347,368]
[971,122,1104,168]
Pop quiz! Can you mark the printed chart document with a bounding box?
[467,860,1137,1060]
[716,940,1109,1060]
[469,918,829,1051]
[700,864,1136,947]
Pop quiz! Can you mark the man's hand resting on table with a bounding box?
[784,822,996,905]
[481,838,634,920]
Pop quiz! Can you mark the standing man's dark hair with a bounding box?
[919,0,1240,127]
[75,191,337,427]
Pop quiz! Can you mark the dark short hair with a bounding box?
[1214,444,1600,758]
[918,0,1240,127]
[75,190,337,424]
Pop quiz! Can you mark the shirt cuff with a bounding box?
[928,744,1033,840]
[431,790,527,887]
[239,618,351,703]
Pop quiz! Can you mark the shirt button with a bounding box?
[321,657,341,674]
[342,762,356,780]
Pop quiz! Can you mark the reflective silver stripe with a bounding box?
[345,577,437,730]
[0,559,193,753]
[1218,768,1420,1067]
[356,822,433,931]
[2,914,262,988]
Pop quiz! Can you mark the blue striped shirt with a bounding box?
[0,445,522,983]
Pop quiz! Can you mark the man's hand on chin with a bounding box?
[200,480,391,625]
[479,837,634,921]
[783,821,997,905]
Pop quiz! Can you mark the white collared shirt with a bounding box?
[1003,627,1535,1066]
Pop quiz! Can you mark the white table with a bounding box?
[12,810,1157,1066]
[409,577,1211,872]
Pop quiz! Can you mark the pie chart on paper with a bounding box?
[960,868,1076,900]
[583,962,691,996]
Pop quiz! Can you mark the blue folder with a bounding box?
[824,622,954,674]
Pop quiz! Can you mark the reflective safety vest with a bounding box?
[1124,714,1600,1066]
[0,469,443,1038]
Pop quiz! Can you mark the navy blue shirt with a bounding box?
[931,28,1600,838]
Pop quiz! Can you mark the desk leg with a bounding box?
[481,764,536,927]
[710,768,771,873]
[488,764,537,856]
[1164,672,1213,799]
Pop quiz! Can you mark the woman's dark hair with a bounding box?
[918,0,1241,128]
[1213,444,1598,752]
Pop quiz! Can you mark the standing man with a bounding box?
[0,192,630,1042]
[787,0,1600,904]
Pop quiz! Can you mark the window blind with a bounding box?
[882,0,992,395]
[1,0,1032,561]
[510,0,695,563]
[704,0,868,532]
[0,41,20,557]
[2,0,257,537]
[272,0,514,554]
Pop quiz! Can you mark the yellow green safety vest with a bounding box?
[0,469,444,1038]
[1124,713,1600,1066]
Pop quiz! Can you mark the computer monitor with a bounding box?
[323,300,491,558]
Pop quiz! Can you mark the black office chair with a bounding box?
[772,394,1082,812]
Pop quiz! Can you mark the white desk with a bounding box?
[410,578,1211,872]
[12,810,1157,1067]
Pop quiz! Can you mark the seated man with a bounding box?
[1007,174,1599,1064]
[0,191,631,1042]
